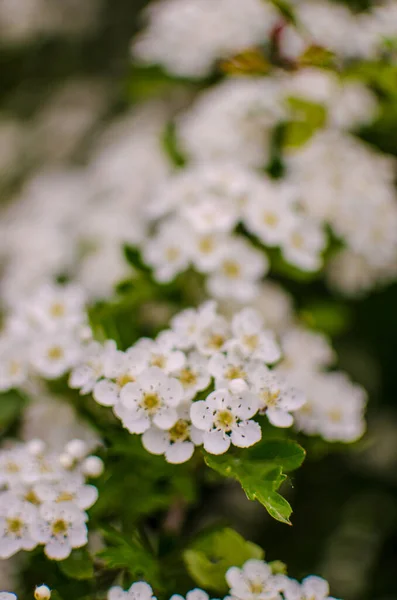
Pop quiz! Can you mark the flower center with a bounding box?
[24,490,41,505]
[169,419,190,443]
[249,581,264,594]
[214,409,235,431]
[198,236,215,254]
[328,409,342,423]
[47,346,64,361]
[291,232,305,249]
[243,334,259,350]
[225,366,246,380]
[222,260,241,278]
[141,392,161,413]
[178,368,197,387]
[52,519,68,535]
[261,389,280,409]
[6,518,24,535]
[9,360,21,376]
[56,492,75,503]
[150,354,166,369]
[263,212,278,227]
[165,247,180,262]
[116,373,136,387]
[5,461,20,474]
[50,302,66,318]
[208,334,226,351]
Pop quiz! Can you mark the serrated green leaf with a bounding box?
[98,527,161,586]
[184,528,264,593]
[246,440,306,471]
[58,549,94,580]
[204,454,293,524]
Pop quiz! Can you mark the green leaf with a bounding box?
[0,390,26,430]
[246,440,306,471]
[204,454,294,525]
[300,301,351,336]
[98,527,161,586]
[58,549,94,580]
[123,245,153,276]
[162,121,188,168]
[184,528,264,593]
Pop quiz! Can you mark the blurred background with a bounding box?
[1,1,397,599]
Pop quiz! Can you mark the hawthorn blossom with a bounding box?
[190,388,261,454]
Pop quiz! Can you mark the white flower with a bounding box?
[178,78,284,167]
[189,231,228,274]
[108,581,156,600]
[29,331,82,379]
[138,331,186,374]
[242,181,297,248]
[0,500,38,558]
[208,349,252,389]
[0,594,17,600]
[93,346,147,407]
[171,589,215,600]
[133,0,279,78]
[33,475,98,511]
[0,339,28,391]
[174,352,211,401]
[295,372,366,442]
[31,502,88,560]
[170,302,218,351]
[282,218,326,273]
[69,340,116,395]
[230,308,281,364]
[249,367,306,428]
[195,313,231,357]
[142,405,203,464]
[207,238,268,302]
[190,388,261,454]
[0,447,28,487]
[27,283,86,332]
[117,367,184,433]
[143,219,191,282]
[280,327,335,373]
[226,559,282,600]
[282,575,338,600]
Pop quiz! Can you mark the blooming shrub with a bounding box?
[1,0,397,598]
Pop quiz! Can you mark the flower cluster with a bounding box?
[108,559,340,600]
[132,0,397,78]
[0,439,102,560]
[0,104,169,304]
[144,162,326,301]
[0,283,91,392]
[71,302,307,461]
[277,327,367,443]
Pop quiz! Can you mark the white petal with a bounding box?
[203,430,230,455]
[165,441,195,464]
[93,380,119,406]
[267,409,294,428]
[142,428,168,455]
[302,576,330,599]
[231,420,262,448]
[190,401,213,430]
[153,406,178,430]
[159,377,184,407]
[44,539,72,560]
[119,382,142,408]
